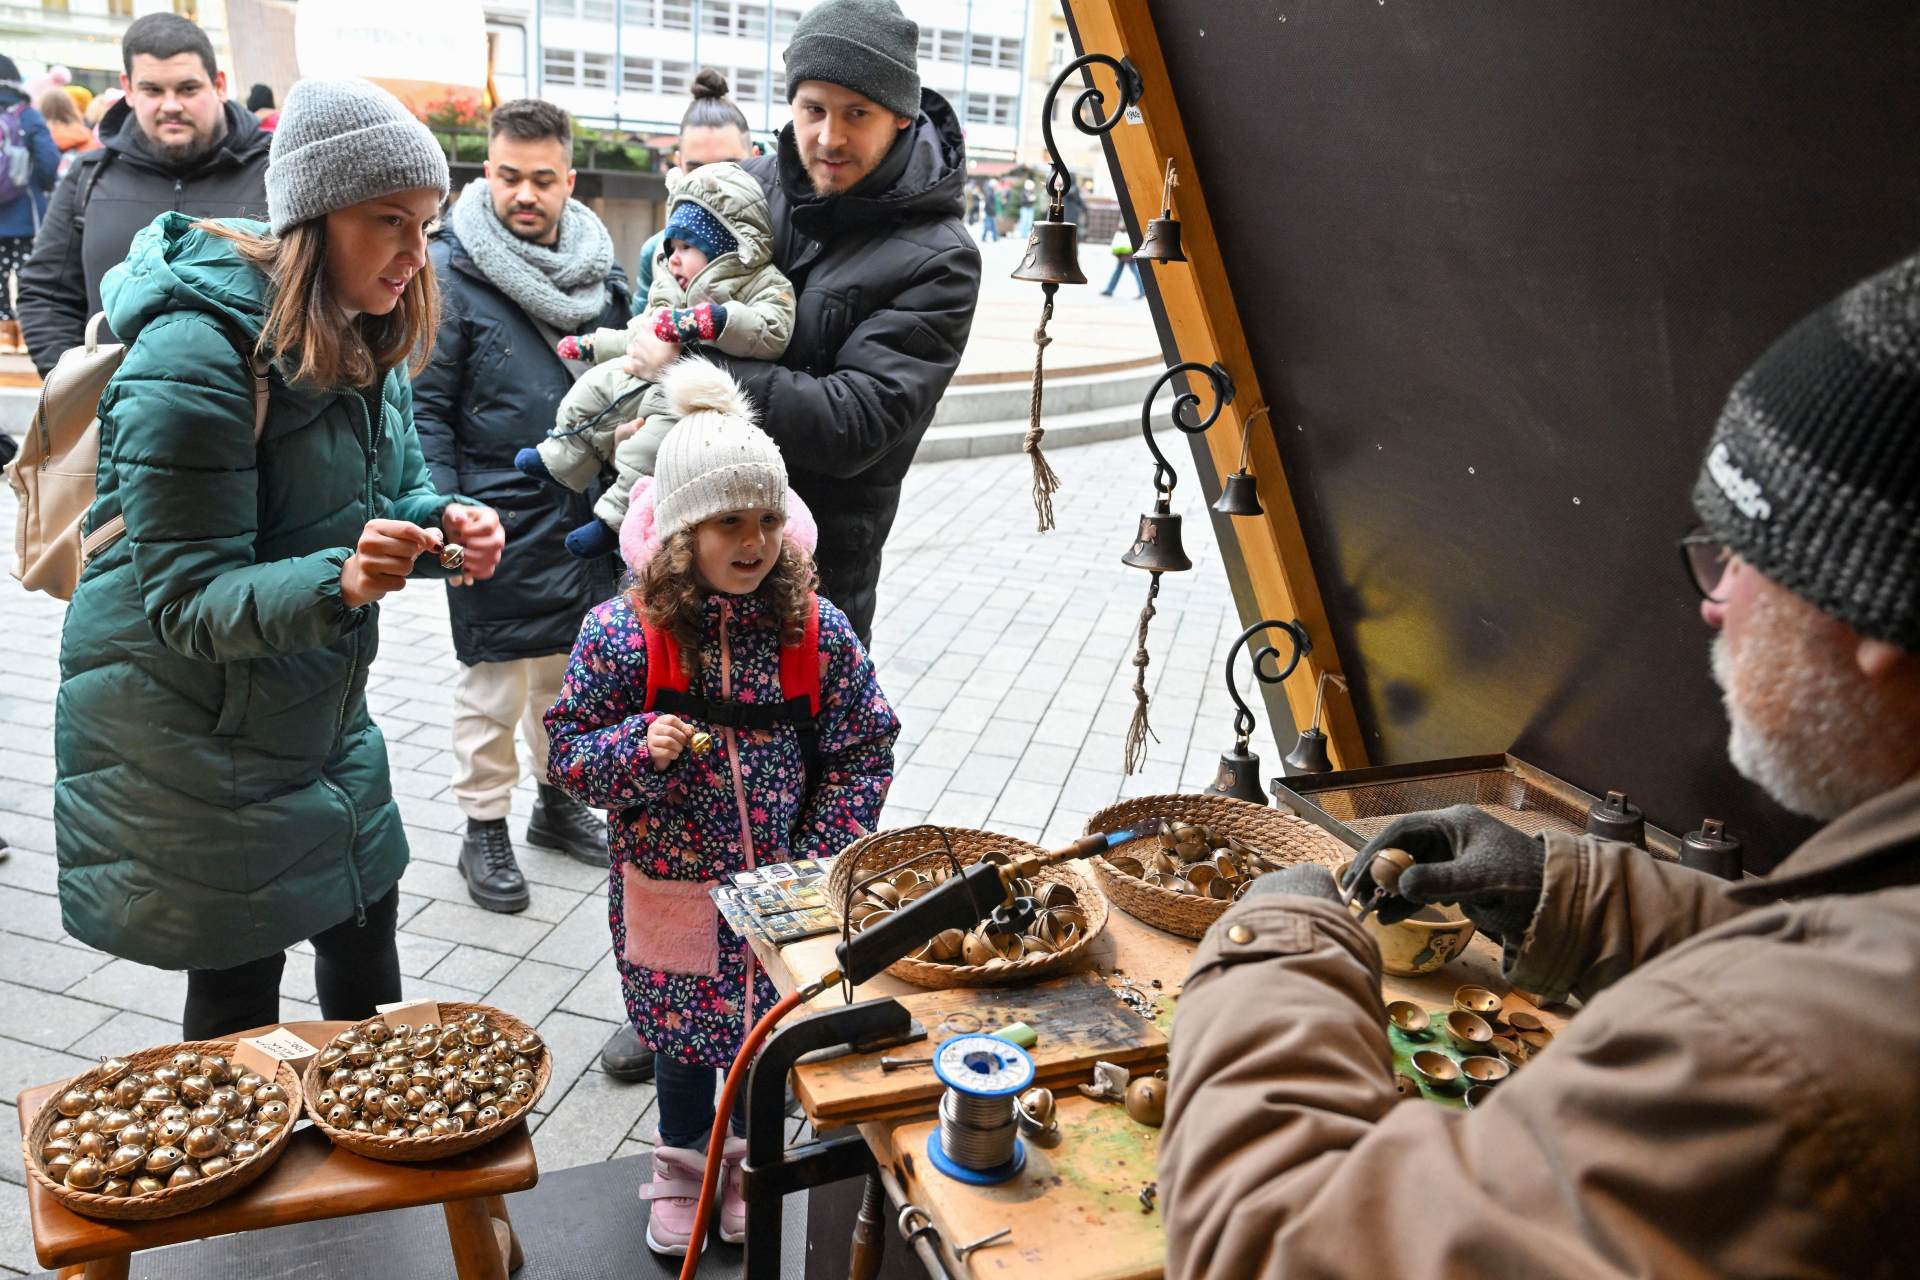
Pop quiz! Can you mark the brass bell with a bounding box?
[1212,470,1263,516]
[1011,217,1087,286]
[1283,671,1347,776]
[1131,159,1187,265]
[1120,497,1192,573]
[1206,742,1269,805]
[1132,213,1185,264]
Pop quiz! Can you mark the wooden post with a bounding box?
[1065,0,1370,770]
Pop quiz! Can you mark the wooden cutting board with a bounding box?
[792,972,1167,1125]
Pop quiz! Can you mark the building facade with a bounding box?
[485,0,1033,160]
[2,0,235,93]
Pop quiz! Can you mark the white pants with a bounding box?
[450,654,569,822]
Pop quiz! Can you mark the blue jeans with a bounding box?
[654,1051,749,1151]
[981,214,999,242]
[1103,257,1143,297]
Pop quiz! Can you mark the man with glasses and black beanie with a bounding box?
[1155,251,1920,1277]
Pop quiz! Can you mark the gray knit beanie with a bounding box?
[266,79,450,234]
[784,0,921,120]
[652,357,788,539]
[1693,250,1920,650]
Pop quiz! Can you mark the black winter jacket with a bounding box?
[17,98,270,373]
[727,90,981,642]
[412,230,629,665]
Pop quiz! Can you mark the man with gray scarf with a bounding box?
[414,99,630,918]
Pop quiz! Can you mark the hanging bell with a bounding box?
[1133,213,1186,264]
[1283,671,1347,776]
[1282,728,1332,776]
[1120,497,1192,572]
[1012,219,1088,286]
[1206,742,1269,805]
[1213,470,1263,516]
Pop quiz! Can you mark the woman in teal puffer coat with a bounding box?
[54,80,505,1039]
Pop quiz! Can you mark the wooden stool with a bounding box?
[16,1020,537,1279]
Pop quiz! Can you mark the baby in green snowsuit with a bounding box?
[514,162,795,559]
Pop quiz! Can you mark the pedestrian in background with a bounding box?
[1101,226,1143,299]
[17,12,269,373]
[0,53,59,355]
[412,99,630,917]
[54,78,503,1039]
[36,85,91,177]
[632,69,751,299]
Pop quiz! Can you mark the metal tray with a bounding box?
[1272,753,1681,860]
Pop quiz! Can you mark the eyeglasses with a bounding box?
[1678,526,1731,603]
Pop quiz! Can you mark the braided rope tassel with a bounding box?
[1124,572,1164,774]
[1023,285,1063,532]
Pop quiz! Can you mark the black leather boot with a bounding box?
[527,783,609,867]
[459,818,529,913]
[598,1023,656,1082]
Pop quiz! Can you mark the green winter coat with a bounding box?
[55,212,459,971]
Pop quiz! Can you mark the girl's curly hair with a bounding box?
[631,528,819,676]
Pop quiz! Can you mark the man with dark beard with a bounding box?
[17,12,269,373]
[1157,251,1920,1278]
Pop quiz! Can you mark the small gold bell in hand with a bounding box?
[689,731,713,755]
[439,542,466,571]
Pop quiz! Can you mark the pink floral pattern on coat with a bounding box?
[545,589,898,1068]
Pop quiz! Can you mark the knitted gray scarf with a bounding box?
[449,179,614,331]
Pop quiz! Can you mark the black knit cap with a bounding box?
[1693,250,1920,650]
[783,0,921,120]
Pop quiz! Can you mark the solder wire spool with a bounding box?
[926,1034,1036,1185]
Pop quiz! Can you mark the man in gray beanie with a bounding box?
[1150,252,1920,1277]
[653,0,981,644]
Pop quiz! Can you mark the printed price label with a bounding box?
[375,998,444,1026]
[1124,105,1144,124]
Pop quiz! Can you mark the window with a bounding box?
[660,0,693,31]
[918,29,935,62]
[968,33,995,67]
[545,0,578,15]
[660,59,692,95]
[964,95,990,124]
[623,0,656,21]
[582,51,613,90]
[1049,29,1068,73]
[583,0,615,20]
[170,0,199,17]
[967,94,1016,127]
[543,48,579,88]
[734,66,766,104]
[774,6,802,42]
[935,31,963,63]
[622,56,656,94]
[997,36,1023,71]
[736,5,767,39]
[491,23,530,98]
[701,2,733,35]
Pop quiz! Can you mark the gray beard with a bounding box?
[1710,618,1905,821]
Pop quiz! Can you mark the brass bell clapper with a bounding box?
[1121,361,1237,773]
[1283,670,1349,775]
[1206,618,1312,805]
[1012,52,1143,532]
[1132,158,1187,266]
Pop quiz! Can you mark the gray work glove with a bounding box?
[1240,863,1343,905]
[1341,805,1545,945]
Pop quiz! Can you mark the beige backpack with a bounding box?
[5,311,268,600]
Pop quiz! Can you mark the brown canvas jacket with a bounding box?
[1161,778,1920,1279]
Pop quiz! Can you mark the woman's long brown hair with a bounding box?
[195,218,438,388]
[633,528,818,677]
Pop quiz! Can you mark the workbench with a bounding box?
[748,885,1565,1280]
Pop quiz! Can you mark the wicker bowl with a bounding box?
[23,1040,303,1221]
[825,826,1108,988]
[301,1002,549,1163]
[1086,794,1353,939]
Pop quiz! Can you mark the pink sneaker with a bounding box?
[638,1144,706,1256]
[719,1135,748,1244]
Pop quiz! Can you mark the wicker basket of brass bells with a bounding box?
[23,1041,304,1221]
[300,1003,550,1163]
[826,826,1109,989]
[1086,794,1353,939]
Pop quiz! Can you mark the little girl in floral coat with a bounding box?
[544,357,898,1256]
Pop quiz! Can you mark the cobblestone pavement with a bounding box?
[0,421,1275,1275]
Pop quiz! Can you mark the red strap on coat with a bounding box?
[643,594,821,715]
